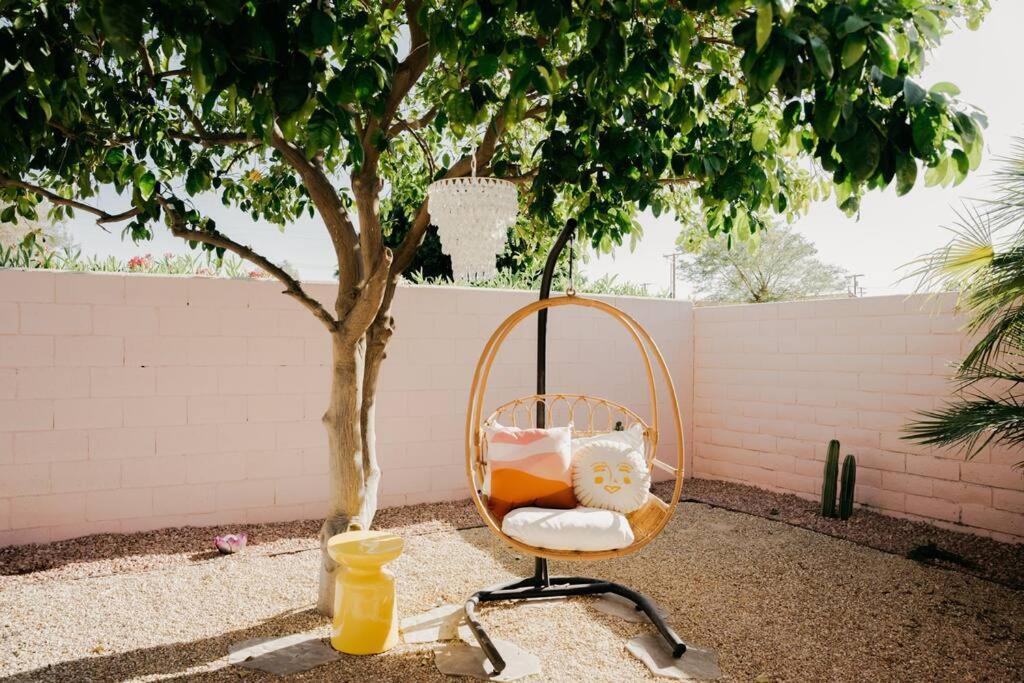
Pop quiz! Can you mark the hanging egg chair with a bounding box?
[462,220,687,674]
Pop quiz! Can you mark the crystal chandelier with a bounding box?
[426,154,518,281]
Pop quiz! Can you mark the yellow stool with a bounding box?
[327,530,404,655]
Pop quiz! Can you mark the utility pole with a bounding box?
[663,251,680,298]
[848,273,865,297]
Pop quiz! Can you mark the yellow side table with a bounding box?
[327,530,404,655]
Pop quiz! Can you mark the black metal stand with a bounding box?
[462,219,686,674]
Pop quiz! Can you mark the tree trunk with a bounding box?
[317,332,371,616]
[316,277,396,616]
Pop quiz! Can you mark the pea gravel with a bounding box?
[1,486,1021,681]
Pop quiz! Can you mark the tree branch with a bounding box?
[0,174,142,226]
[338,248,394,340]
[378,0,430,135]
[156,196,338,332]
[168,129,255,147]
[700,35,737,47]
[387,104,439,137]
[269,127,361,317]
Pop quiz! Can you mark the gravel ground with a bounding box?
[667,479,1024,589]
[1,484,1022,682]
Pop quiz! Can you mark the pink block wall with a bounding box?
[0,270,694,546]
[692,294,1024,542]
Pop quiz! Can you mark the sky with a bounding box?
[68,2,1023,296]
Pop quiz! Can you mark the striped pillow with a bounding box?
[483,423,576,520]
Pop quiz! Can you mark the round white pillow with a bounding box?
[572,440,649,514]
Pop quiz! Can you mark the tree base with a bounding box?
[316,514,357,617]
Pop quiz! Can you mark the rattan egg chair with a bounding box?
[462,221,687,674]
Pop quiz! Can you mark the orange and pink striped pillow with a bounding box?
[483,424,575,520]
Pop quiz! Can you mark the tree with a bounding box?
[677,222,848,302]
[906,139,1024,469]
[0,0,989,613]
[0,201,73,250]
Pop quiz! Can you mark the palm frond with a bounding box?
[904,204,995,294]
[905,394,1024,468]
[906,137,1024,469]
[959,304,1024,373]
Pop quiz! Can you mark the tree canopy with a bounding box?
[677,221,848,302]
[0,0,990,279]
[0,0,994,615]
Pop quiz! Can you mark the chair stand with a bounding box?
[463,558,686,674]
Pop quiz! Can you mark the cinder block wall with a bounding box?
[692,294,1024,542]
[0,270,693,545]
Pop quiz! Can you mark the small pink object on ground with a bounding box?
[214,533,247,554]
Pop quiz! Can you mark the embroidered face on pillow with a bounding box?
[572,440,649,514]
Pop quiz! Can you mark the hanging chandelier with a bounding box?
[426,154,518,281]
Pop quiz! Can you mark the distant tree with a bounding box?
[0,201,74,250]
[677,222,848,302]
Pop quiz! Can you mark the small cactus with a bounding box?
[820,439,840,518]
[839,454,857,520]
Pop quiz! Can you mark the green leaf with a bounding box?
[808,35,833,79]
[967,132,984,170]
[838,15,870,37]
[930,81,961,97]
[98,0,144,53]
[751,123,770,152]
[755,0,773,53]
[352,67,377,102]
[895,154,917,196]
[105,148,126,167]
[774,0,794,22]
[306,110,338,151]
[951,148,970,184]
[838,127,881,181]
[869,32,899,77]
[752,45,786,92]
[326,76,354,105]
[458,1,483,35]
[915,9,943,42]
[310,9,334,49]
[469,53,499,81]
[911,107,942,156]
[136,171,156,200]
[841,33,867,69]
[924,156,949,187]
[903,79,927,107]
[0,206,15,223]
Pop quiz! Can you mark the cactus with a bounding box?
[838,454,857,520]
[820,439,840,518]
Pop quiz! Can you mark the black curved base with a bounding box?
[463,559,686,674]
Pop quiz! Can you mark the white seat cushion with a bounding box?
[500,506,635,552]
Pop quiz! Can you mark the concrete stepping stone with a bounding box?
[590,593,668,623]
[434,637,541,681]
[626,634,721,681]
[228,632,340,675]
[401,604,465,643]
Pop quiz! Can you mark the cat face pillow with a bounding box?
[572,440,649,514]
